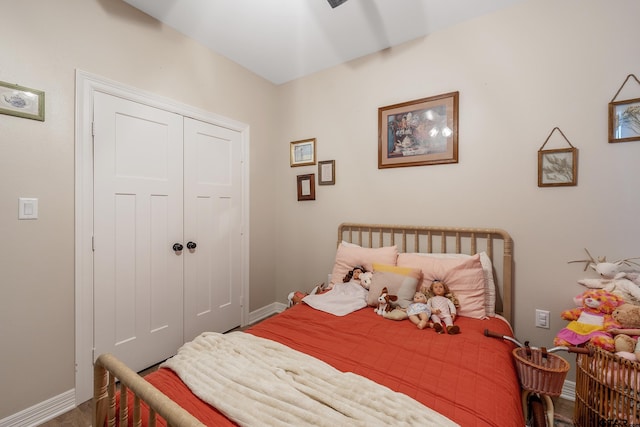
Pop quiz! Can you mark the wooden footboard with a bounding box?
[94,353,205,427]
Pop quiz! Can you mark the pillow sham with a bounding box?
[329,242,398,286]
[397,252,496,317]
[366,263,422,309]
[397,253,486,319]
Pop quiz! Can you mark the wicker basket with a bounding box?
[512,346,569,397]
[574,345,640,426]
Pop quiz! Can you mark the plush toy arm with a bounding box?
[603,315,621,331]
[560,307,583,321]
[609,328,640,336]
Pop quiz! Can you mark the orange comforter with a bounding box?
[137,304,523,426]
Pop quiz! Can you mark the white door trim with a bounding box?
[74,69,250,405]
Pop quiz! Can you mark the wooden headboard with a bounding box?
[337,223,514,323]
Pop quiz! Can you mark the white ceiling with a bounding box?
[123,0,524,85]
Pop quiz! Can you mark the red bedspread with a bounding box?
[138,304,523,426]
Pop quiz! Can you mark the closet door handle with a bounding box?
[172,243,184,252]
[186,241,197,250]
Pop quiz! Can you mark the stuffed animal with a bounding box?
[359,271,373,290]
[608,303,640,361]
[554,289,624,352]
[570,249,640,304]
[375,287,397,316]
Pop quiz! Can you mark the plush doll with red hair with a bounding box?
[554,289,624,352]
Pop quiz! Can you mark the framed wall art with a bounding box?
[290,138,316,167]
[609,74,640,143]
[0,80,45,121]
[538,127,578,187]
[297,174,315,201]
[378,91,458,169]
[318,160,335,185]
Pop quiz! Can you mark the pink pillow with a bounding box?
[330,242,398,285]
[397,253,486,319]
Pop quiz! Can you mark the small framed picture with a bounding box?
[538,148,578,187]
[0,80,45,121]
[297,174,315,201]
[318,160,335,185]
[378,92,458,169]
[290,138,316,167]
[609,97,640,143]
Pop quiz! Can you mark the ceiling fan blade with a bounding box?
[326,0,348,8]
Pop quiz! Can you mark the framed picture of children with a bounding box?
[378,92,458,169]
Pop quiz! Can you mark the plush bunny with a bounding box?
[554,289,624,352]
[375,287,397,316]
[359,271,373,290]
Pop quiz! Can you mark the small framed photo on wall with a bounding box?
[538,147,578,187]
[318,160,335,185]
[0,80,45,121]
[609,97,640,143]
[297,174,315,201]
[290,138,316,167]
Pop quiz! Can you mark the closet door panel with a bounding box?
[184,118,243,341]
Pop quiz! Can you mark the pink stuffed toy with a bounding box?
[554,289,623,352]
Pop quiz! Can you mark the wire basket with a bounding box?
[512,346,570,397]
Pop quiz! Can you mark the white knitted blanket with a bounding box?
[161,332,459,427]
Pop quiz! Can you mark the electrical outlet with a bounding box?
[535,309,550,329]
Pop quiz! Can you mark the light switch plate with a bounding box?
[19,197,38,220]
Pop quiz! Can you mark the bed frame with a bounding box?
[94,223,514,426]
[337,222,514,323]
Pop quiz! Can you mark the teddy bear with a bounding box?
[554,289,624,352]
[608,303,640,361]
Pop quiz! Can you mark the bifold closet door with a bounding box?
[93,92,184,373]
[183,118,243,342]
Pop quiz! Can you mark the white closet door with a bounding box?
[93,92,184,372]
[183,118,243,341]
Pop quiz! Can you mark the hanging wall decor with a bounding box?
[538,127,578,187]
[318,160,335,185]
[378,92,458,168]
[609,74,640,143]
[290,138,316,167]
[0,80,45,121]
[297,174,316,201]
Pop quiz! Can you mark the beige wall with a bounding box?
[0,0,278,418]
[2,0,640,420]
[274,0,640,379]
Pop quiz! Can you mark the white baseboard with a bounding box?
[247,301,286,324]
[0,389,75,427]
[560,379,575,401]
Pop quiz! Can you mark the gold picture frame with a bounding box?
[0,80,45,121]
[378,92,458,169]
[290,138,316,167]
[297,174,316,201]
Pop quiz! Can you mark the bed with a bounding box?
[94,223,522,426]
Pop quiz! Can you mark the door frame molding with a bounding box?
[74,69,250,404]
